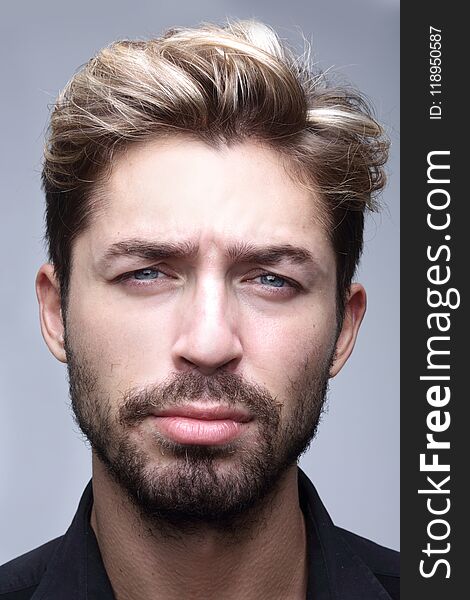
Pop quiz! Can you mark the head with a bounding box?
[36,20,388,532]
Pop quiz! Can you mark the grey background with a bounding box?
[0,0,399,563]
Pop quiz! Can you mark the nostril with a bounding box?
[172,339,243,375]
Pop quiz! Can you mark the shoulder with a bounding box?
[0,537,62,599]
[335,526,399,575]
[335,526,400,598]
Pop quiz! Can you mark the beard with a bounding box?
[65,335,334,536]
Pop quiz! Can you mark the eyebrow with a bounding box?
[101,239,318,268]
[102,240,198,263]
[226,241,316,266]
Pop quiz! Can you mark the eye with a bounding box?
[248,271,301,297]
[115,266,174,289]
[258,273,289,288]
[133,267,164,281]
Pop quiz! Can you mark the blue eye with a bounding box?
[133,268,161,280]
[259,274,287,288]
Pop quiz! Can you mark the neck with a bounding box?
[90,455,308,600]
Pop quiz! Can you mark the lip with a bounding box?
[152,403,252,423]
[150,403,252,445]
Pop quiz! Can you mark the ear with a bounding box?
[329,283,367,378]
[36,263,67,363]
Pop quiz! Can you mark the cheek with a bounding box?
[66,293,176,388]
[241,300,337,397]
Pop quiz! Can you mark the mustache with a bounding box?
[119,370,282,427]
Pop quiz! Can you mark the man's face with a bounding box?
[41,138,360,530]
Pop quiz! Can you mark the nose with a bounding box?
[171,276,243,375]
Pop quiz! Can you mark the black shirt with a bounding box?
[0,468,399,599]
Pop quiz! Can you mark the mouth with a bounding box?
[150,403,253,446]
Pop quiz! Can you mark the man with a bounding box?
[0,19,398,599]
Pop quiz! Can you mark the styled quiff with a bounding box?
[43,19,389,315]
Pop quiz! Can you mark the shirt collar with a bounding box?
[30,479,112,600]
[298,469,394,600]
[31,469,392,599]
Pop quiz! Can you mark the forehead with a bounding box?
[83,137,333,264]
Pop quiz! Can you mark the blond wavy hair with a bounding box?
[43,19,389,315]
